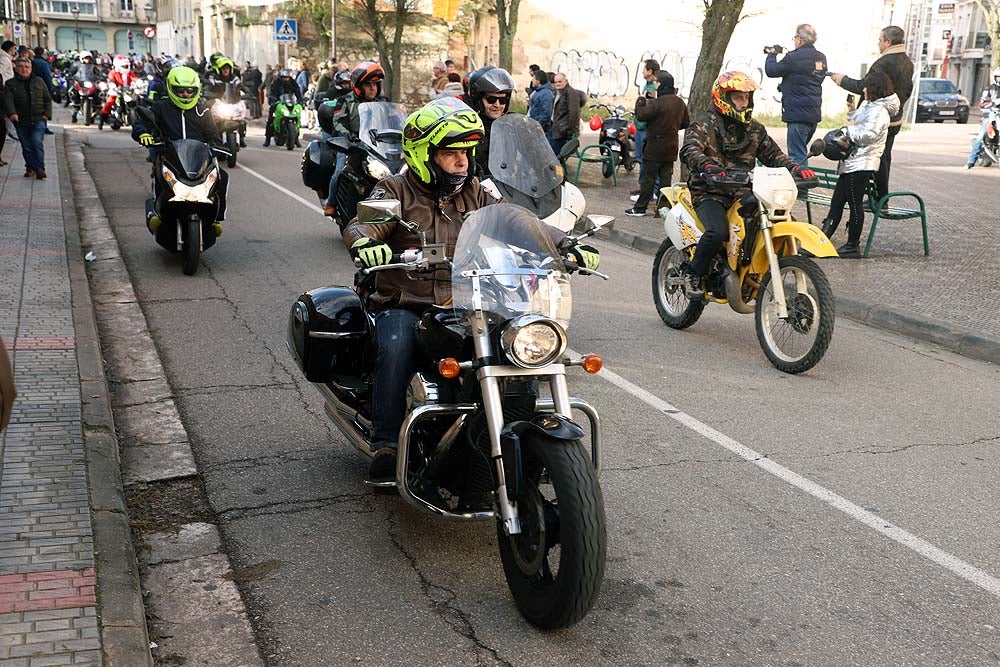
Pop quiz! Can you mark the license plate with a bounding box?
[610,144,621,151]
[939,110,955,116]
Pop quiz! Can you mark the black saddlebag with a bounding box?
[287,287,370,383]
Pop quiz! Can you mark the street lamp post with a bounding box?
[70,3,81,51]
[143,1,156,53]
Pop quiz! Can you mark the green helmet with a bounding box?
[213,56,235,77]
[402,97,484,186]
[166,66,202,110]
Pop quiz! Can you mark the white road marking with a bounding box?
[595,364,1000,599]
[250,170,1000,599]
[239,164,326,218]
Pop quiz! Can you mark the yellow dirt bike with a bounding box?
[651,165,838,373]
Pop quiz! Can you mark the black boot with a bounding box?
[820,218,839,238]
[367,447,398,487]
[837,220,864,258]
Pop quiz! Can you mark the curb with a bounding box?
[602,223,1000,366]
[58,131,154,667]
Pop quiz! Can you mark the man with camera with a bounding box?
[764,23,828,167]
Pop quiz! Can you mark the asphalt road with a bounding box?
[78,122,1000,666]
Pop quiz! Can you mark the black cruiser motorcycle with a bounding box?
[287,199,612,629]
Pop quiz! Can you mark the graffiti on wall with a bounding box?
[550,49,631,97]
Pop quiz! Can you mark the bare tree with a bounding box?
[342,0,420,100]
[974,0,1000,68]
[495,0,521,72]
[687,0,748,118]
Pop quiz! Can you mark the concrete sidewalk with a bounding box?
[572,123,1000,365]
[0,129,150,666]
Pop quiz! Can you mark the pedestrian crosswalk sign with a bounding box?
[274,18,297,42]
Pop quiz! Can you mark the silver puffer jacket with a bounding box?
[838,93,899,174]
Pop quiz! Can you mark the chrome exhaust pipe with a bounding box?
[317,384,374,457]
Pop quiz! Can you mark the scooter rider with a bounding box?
[322,61,387,217]
[263,69,302,147]
[966,67,1000,168]
[679,71,813,299]
[464,65,516,177]
[203,55,246,147]
[342,97,601,483]
[132,66,229,237]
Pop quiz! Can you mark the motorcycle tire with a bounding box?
[601,147,615,179]
[497,432,606,630]
[83,100,92,126]
[110,117,121,131]
[226,132,238,168]
[651,238,705,329]
[754,255,835,374]
[285,122,296,151]
[97,112,104,130]
[181,216,202,276]
[977,154,993,168]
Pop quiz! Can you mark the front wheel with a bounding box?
[755,255,835,374]
[497,433,606,629]
[181,216,201,276]
[226,132,238,168]
[82,99,92,126]
[285,121,297,151]
[601,144,615,178]
[651,238,705,329]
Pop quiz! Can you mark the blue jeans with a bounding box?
[372,309,421,446]
[325,151,346,207]
[16,121,46,172]
[786,121,817,167]
[634,128,646,182]
[968,117,990,164]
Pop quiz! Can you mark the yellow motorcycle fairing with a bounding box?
[747,220,838,274]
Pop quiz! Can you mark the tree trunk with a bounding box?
[974,0,1000,69]
[496,0,521,72]
[687,0,746,119]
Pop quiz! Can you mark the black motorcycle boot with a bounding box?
[836,221,864,258]
[367,446,398,488]
[683,270,705,300]
[820,218,839,237]
[145,198,161,235]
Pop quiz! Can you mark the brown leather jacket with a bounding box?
[342,172,501,311]
[634,92,689,162]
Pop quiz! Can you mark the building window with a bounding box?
[119,0,133,13]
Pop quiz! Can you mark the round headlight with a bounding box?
[501,315,567,369]
[365,156,391,180]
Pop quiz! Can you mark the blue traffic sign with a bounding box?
[274,19,297,42]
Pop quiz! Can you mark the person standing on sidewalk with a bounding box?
[626,71,689,217]
[549,72,583,155]
[764,23,827,167]
[632,59,660,197]
[4,56,53,179]
[0,40,15,166]
[830,25,913,203]
[528,70,554,136]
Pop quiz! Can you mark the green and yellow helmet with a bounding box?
[402,97,484,186]
[212,56,235,77]
[166,66,202,110]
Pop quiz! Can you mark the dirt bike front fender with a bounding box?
[750,220,838,273]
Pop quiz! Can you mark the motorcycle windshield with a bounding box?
[170,139,214,180]
[488,114,563,198]
[451,204,572,328]
[358,102,406,164]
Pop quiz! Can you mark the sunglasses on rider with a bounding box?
[484,94,509,105]
[174,86,198,97]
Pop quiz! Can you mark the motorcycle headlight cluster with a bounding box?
[98,82,108,91]
[365,156,391,180]
[771,188,796,209]
[162,165,219,203]
[500,315,567,369]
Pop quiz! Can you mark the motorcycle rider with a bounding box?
[68,51,100,124]
[679,71,813,299]
[203,55,246,148]
[100,55,138,123]
[322,61,387,217]
[263,68,302,147]
[342,97,600,483]
[464,65,516,177]
[148,55,180,102]
[131,66,229,237]
[966,67,1000,168]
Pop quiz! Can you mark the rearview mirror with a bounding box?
[357,199,402,224]
[586,214,614,230]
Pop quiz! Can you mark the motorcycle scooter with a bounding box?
[287,198,612,629]
[651,153,837,373]
[209,82,249,168]
[973,98,1000,167]
[135,107,231,276]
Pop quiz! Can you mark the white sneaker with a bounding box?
[630,194,639,202]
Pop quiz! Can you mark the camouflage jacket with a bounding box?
[679,108,798,203]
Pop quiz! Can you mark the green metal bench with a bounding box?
[798,166,929,258]
[569,144,617,186]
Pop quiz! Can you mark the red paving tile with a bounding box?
[0,569,97,613]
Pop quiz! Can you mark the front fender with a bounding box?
[750,220,838,272]
[512,413,585,441]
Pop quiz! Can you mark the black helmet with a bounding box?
[820,128,853,161]
[350,61,384,97]
[467,66,515,114]
[333,69,351,90]
[317,100,338,134]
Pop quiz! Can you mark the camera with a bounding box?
[763,44,785,55]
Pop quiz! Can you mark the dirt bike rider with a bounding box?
[966,67,1000,168]
[679,71,814,299]
[321,61,387,217]
[263,68,301,147]
[131,65,229,237]
[464,65,516,177]
[342,97,601,483]
[100,55,138,123]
